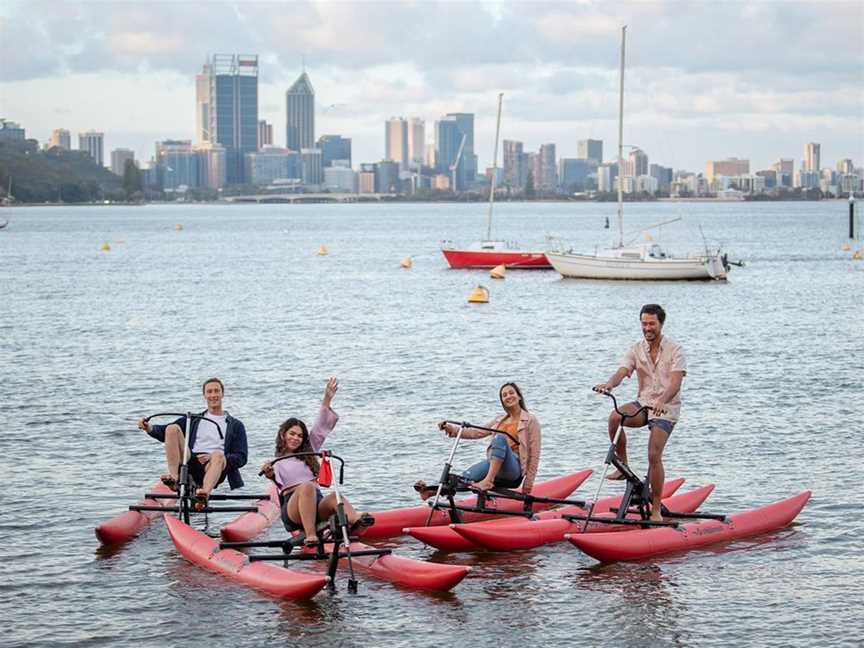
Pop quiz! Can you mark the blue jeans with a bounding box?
[461,434,522,486]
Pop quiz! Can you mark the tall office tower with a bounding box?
[317,135,352,168]
[156,140,199,190]
[258,120,273,148]
[193,142,227,189]
[626,148,649,177]
[78,131,104,166]
[385,117,409,169]
[538,143,558,191]
[597,163,619,192]
[559,158,593,192]
[804,143,821,172]
[286,72,315,151]
[435,117,466,190]
[110,148,135,176]
[445,112,476,181]
[197,54,259,184]
[705,157,749,181]
[50,128,71,150]
[837,159,854,174]
[195,62,212,143]
[407,118,425,167]
[502,140,528,191]
[577,139,603,164]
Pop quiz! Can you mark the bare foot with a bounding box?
[606,470,626,481]
[193,488,210,511]
[414,480,434,501]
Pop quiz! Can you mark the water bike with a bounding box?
[563,390,811,561]
[96,412,277,546]
[193,451,470,595]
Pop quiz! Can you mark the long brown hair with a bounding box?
[499,382,527,411]
[274,417,320,476]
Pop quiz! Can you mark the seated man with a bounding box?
[138,377,248,505]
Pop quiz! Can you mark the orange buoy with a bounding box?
[468,285,489,303]
[490,264,506,279]
[400,256,412,268]
[317,244,328,256]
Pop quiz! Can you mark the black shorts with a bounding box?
[280,486,325,532]
[186,454,227,488]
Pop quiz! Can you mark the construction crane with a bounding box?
[450,134,467,192]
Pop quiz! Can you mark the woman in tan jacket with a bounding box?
[434,382,541,495]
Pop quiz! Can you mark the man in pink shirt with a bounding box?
[594,304,687,522]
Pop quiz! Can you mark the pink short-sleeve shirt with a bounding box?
[620,337,687,422]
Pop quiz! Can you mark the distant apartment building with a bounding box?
[537,144,558,192]
[50,128,71,150]
[78,131,104,166]
[196,54,259,184]
[559,158,594,192]
[837,159,855,175]
[286,72,315,151]
[705,158,749,182]
[358,163,377,194]
[649,164,673,192]
[324,162,356,192]
[577,139,603,164]
[258,120,273,148]
[317,135,351,168]
[597,163,619,192]
[245,147,301,185]
[156,140,199,190]
[0,119,25,141]
[625,148,648,177]
[435,117,466,191]
[445,112,476,182]
[301,148,323,186]
[804,142,821,172]
[795,169,820,190]
[502,140,528,191]
[407,118,425,167]
[194,142,227,189]
[110,148,135,176]
[772,158,794,188]
[385,117,409,169]
[376,160,400,193]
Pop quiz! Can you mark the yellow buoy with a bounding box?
[318,244,328,256]
[490,264,506,279]
[100,242,111,252]
[400,256,412,269]
[468,285,489,303]
[853,250,862,260]
[175,224,183,231]
[644,232,654,241]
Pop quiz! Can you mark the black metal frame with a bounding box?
[231,451,389,593]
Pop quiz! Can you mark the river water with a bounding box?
[1,201,862,648]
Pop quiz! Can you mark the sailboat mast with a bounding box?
[486,92,504,241]
[616,25,626,248]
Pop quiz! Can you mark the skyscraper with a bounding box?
[538,143,558,191]
[502,140,528,191]
[79,131,104,166]
[626,148,649,177]
[286,72,315,151]
[804,143,821,172]
[50,128,71,150]
[577,139,603,164]
[110,148,135,176]
[317,135,352,168]
[407,118,425,168]
[445,112,476,182]
[197,54,259,184]
[385,117,409,169]
[435,117,465,190]
[258,120,273,148]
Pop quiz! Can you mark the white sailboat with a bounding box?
[547,26,734,281]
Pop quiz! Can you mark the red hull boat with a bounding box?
[567,490,812,562]
[441,245,551,269]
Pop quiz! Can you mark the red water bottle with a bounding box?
[318,454,333,487]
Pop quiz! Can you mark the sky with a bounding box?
[1,0,863,174]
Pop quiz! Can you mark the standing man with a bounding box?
[138,377,248,505]
[594,304,686,522]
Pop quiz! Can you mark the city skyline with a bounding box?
[1,1,862,173]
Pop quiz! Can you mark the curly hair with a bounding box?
[274,417,320,477]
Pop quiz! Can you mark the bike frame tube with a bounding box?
[425,423,465,527]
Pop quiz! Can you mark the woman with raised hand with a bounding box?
[260,378,373,546]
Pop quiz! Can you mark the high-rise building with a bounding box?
[197,54,259,184]
[110,148,135,176]
[537,144,558,192]
[559,158,594,192]
[502,140,528,191]
[445,112,476,182]
[435,117,466,190]
[78,131,104,166]
[246,147,301,185]
[156,140,199,190]
[705,158,749,181]
[300,148,323,185]
[385,117,409,169]
[286,72,315,151]
[376,160,400,193]
[407,118,425,168]
[49,128,71,150]
[577,139,603,164]
[649,164,673,191]
[625,148,648,177]
[193,142,227,190]
[837,159,855,175]
[317,135,352,168]
[0,119,25,141]
[597,163,619,192]
[772,158,794,187]
[258,120,273,148]
[804,142,821,172]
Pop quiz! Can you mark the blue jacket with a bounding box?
[149,411,248,489]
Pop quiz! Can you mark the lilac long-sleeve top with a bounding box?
[273,406,338,492]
